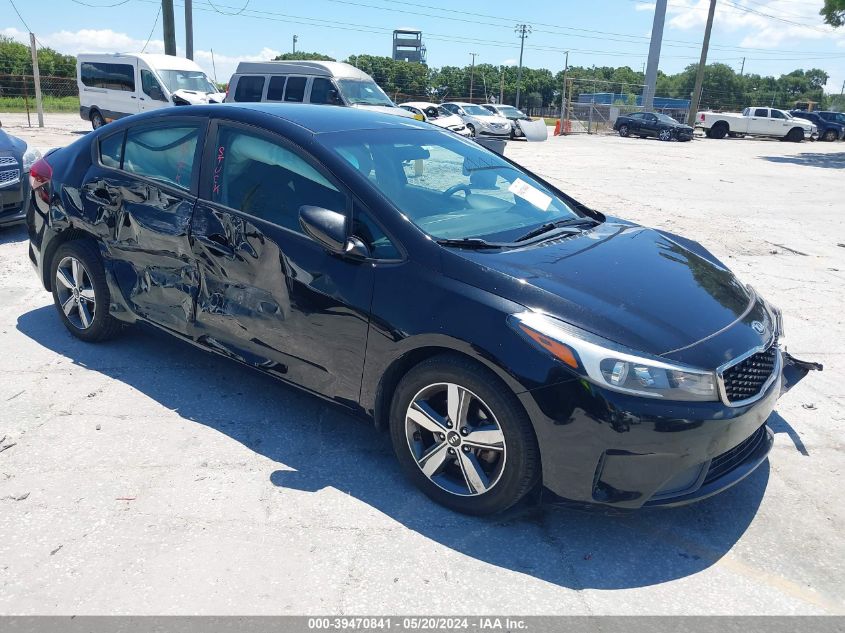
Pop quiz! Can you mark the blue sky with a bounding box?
[3,0,845,92]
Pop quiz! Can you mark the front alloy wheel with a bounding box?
[389,354,540,515]
[405,383,506,496]
[659,128,673,141]
[55,256,96,330]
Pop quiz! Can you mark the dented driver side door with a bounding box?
[82,117,208,334]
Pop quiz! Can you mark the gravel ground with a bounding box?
[0,112,843,615]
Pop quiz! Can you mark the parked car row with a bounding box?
[76,55,549,143]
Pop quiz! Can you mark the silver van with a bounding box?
[224,61,414,119]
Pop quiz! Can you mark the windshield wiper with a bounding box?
[514,218,598,243]
[436,237,502,249]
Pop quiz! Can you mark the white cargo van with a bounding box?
[224,61,413,119]
[76,53,225,129]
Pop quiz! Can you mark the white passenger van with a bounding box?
[224,61,414,119]
[76,53,225,129]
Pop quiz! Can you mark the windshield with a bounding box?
[497,106,525,118]
[325,129,583,243]
[462,105,492,116]
[655,113,679,124]
[336,79,394,106]
[158,69,217,94]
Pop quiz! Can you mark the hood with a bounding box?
[0,129,26,155]
[669,121,693,130]
[431,114,464,128]
[352,104,415,118]
[171,89,226,105]
[441,220,770,361]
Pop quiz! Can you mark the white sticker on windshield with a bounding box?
[508,178,552,211]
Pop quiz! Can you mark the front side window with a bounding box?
[210,127,345,233]
[310,78,342,105]
[80,62,135,91]
[770,110,785,119]
[326,129,582,242]
[123,123,200,190]
[284,77,307,102]
[754,108,768,117]
[141,69,167,101]
[353,206,400,260]
[234,76,265,102]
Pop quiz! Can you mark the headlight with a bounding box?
[22,146,41,171]
[510,311,718,401]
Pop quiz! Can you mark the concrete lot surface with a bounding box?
[0,113,843,615]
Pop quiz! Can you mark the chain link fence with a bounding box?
[0,74,79,118]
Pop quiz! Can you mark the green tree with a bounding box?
[821,0,845,26]
[274,52,335,61]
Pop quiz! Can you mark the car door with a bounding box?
[82,117,207,334]
[640,113,659,136]
[138,67,170,112]
[189,119,377,402]
[768,109,792,135]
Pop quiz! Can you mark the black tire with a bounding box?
[389,354,540,515]
[786,128,804,143]
[90,109,106,130]
[49,240,123,342]
[822,129,837,142]
[658,128,673,141]
[710,122,728,139]
[618,124,629,137]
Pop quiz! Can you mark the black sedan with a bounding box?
[26,104,819,515]
[0,125,40,227]
[614,112,694,141]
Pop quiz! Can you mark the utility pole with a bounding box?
[499,67,504,104]
[687,0,717,127]
[292,34,298,54]
[185,0,193,60]
[162,0,176,56]
[514,23,531,108]
[559,50,569,130]
[29,32,44,128]
[840,80,844,96]
[739,56,745,77]
[643,0,667,110]
[469,52,478,102]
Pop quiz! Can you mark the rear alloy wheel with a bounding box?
[390,355,540,515]
[50,241,123,342]
[658,128,673,141]
[618,124,629,137]
[466,123,476,137]
[822,129,838,142]
[90,110,106,130]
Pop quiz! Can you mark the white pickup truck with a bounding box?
[696,107,817,142]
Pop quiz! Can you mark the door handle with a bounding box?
[197,233,236,257]
[130,95,137,99]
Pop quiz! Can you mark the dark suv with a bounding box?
[789,110,844,142]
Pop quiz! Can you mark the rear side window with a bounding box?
[267,76,286,101]
[210,126,346,232]
[80,62,135,92]
[99,131,125,168]
[234,76,265,102]
[285,77,307,102]
[123,123,200,190]
[754,108,768,117]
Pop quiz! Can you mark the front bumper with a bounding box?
[0,180,27,227]
[519,350,817,509]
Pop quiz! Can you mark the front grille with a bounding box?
[703,426,765,485]
[720,342,777,404]
[0,168,21,188]
[0,156,18,168]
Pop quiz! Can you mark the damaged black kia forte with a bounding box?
[26,104,821,515]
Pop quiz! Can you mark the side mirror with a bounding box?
[299,206,370,258]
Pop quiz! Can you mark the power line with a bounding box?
[7,0,33,33]
[140,3,162,53]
